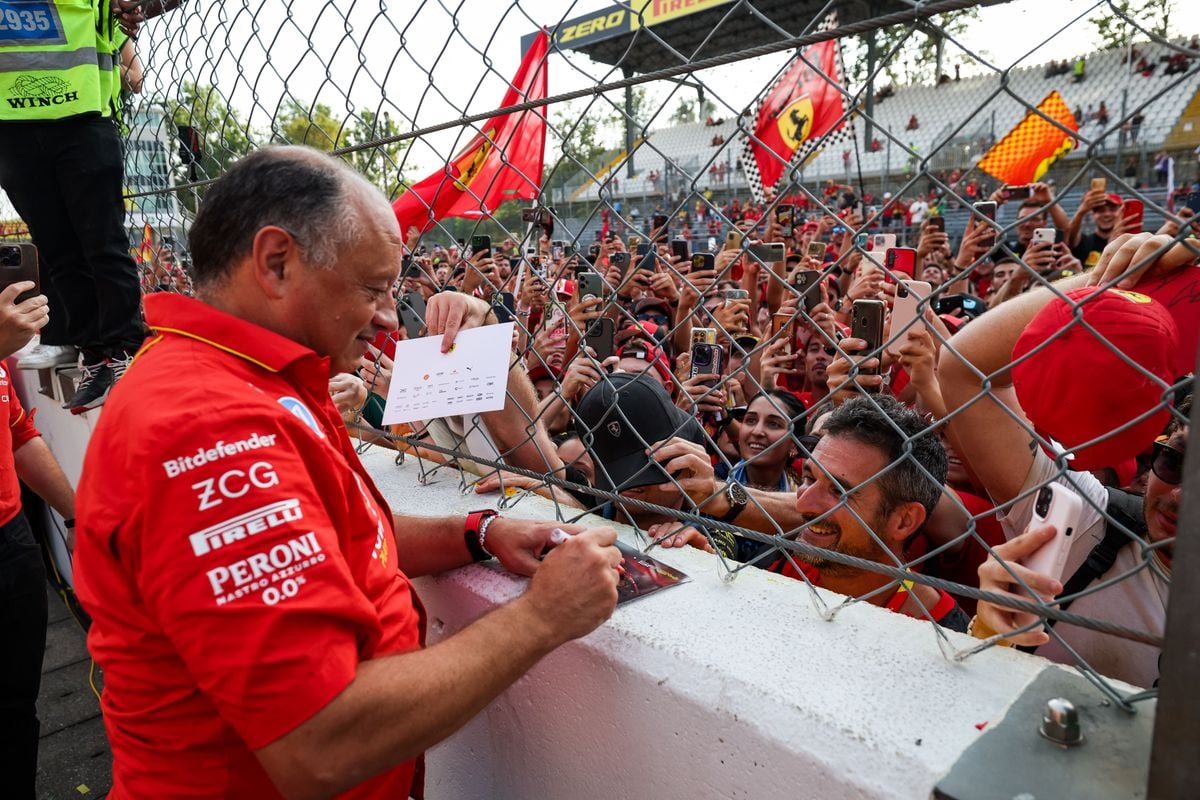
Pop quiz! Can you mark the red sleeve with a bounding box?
[130,411,380,749]
[8,390,39,450]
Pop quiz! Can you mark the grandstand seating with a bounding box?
[576,40,1199,203]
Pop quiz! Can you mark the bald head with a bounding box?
[188,145,398,286]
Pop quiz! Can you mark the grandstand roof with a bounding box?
[522,0,1012,75]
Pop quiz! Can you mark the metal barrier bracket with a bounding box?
[934,668,1154,800]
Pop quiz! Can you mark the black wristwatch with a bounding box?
[717,481,749,523]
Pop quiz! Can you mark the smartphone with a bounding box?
[887,279,932,352]
[1021,484,1084,581]
[628,235,642,253]
[806,241,825,259]
[1090,177,1107,194]
[1003,184,1032,200]
[551,240,565,260]
[934,293,986,318]
[776,204,794,237]
[635,242,654,273]
[927,216,945,233]
[577,270,605,301]
[1187,191,1200,214]
[973,201,998,249]
[690,339,725,383]
[397,291,427,339]
[850,299,886,390]
[1030,227,1057,246]
[885,247,917,280]
[691,253,714,272]
[470,234,491,258]
[584,317,616,362]
[652,214,669,241]
[670,238,689,261]
[724,229,745,251]
[771,312,795,352]
[854,232,869,249]
[872,233,897,252]
[610,251,630,278]
[0,244,40,304]
[748,242,785,263]
[723,288,750,305]
[491,291,516,324]
[1122,199,1144,233]
[401,254,421,279]
[588,243,601,259]
[521,208,538,223]
[791,269,821,313]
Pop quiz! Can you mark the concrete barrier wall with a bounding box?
[365,448,1059,799]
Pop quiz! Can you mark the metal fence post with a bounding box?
[1147,361,1200,798]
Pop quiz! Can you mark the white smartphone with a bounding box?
[1031,227,1057,246]
[886,279,932,353]
[873,233,897,252]
[1021,484,1084,581]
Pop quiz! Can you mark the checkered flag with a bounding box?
[740,13,849,202]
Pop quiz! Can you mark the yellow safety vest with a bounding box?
[0,0,119,122]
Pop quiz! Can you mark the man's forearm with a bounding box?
[257,597,559,800]
[701,487,802,536]
[392,515,475,577]
[481,357,563,476]
[14,437,75,520]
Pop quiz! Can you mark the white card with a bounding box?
[381,323,514,425]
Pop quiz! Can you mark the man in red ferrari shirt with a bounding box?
[72,147,622,798]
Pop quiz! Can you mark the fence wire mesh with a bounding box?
[6,0,1198,715]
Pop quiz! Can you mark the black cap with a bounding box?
[574,373,705,492]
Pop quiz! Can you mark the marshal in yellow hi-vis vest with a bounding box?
[0,0,120,122]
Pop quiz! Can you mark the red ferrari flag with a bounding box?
[741,37,847,200]
[393,31,549,233]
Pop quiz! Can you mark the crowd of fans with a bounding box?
[323,173,1200,691]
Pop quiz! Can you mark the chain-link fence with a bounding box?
[14,0,1199,752]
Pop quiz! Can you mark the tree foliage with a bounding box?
[1091,0,1175,50]
[670,95,717,125]
[844,10,978,89]
[167,82,256,181]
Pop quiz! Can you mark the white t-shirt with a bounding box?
[998,451,1167,689]
[909,200,929,224]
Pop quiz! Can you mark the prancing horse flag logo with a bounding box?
[607,420,622,438]
[775,96,815,151]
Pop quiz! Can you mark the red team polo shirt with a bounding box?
[0,361,41,525]
[74,294,425,798]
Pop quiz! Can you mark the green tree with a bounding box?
[1091,0,1174,50]
[340,110,410,199]
[845,10,979,88]
[670,96,717,125]
[167,82,255,179]
[275,99,345,151]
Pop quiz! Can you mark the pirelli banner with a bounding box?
[521,0,735,53]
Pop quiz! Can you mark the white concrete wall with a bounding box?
[365,448,1059,800]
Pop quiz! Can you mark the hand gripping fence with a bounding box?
[21,0,1198,728]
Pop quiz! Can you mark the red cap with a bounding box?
[527,362,562,383]
[617,333,673,390]
[1103,193,1123,207]
[1011,287,1178,470]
